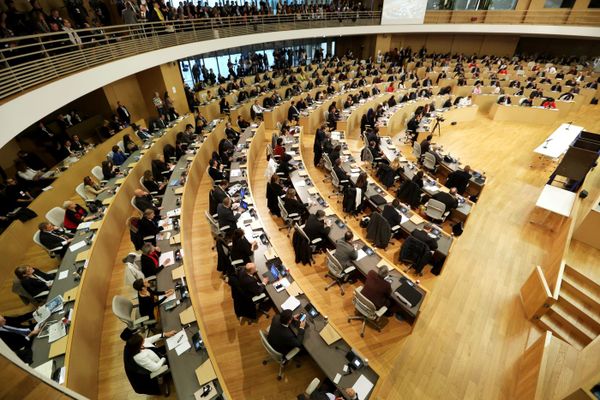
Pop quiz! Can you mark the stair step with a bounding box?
[538,314,586,350]
[561,278,600,320]
[558,293,600,332]
[551,302,597,342]
[564,265,600,299]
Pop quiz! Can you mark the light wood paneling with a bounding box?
[103,75,151,124]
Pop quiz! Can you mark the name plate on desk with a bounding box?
[195,359,217,386]
[319,323,342,346]
[409,213,425,225]
[179,306,196,325]
[115,177,126,185]
[171,265,185,280]
[102,196,114,206]
[48,335,68,358]
[75,249,91,263]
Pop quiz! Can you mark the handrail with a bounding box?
[0,12,381,100]
[424,9,600,25]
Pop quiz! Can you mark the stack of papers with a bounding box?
[159,251,175,267]
[281,296,301,311]
[167,208,181,217]
[166,329,191,356]
[356,249,367,261]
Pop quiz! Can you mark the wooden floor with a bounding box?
[2,104,599,399]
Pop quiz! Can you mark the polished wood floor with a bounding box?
[2,104,599,399]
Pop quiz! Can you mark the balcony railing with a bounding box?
[0,12,381,100]
[424,9,600,25]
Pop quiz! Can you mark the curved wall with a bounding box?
[1,23,599,149]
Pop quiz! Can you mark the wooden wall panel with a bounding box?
[103,75,151,124]
[425,35,455,54]
[480,35,519,57]
[135,67,168,123]
[451,35,484,55]
[160,63,191,116]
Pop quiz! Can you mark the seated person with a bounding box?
[217,197,239,233]
[208,158,227,183]
[432,187,459,212]
[266,309,305,355]
[14,161,52,188]
[83,175,110,200]
[111,145,127,166]
[38,222,73,256]
[139,209,162,245]
[252,100,266,119]
[132,278,174,321]
[132,123,152,141]
[4,178,34,207]
[334,231,358,268]
[266,175,285,217]
[151,155,171,177]
[333,158,350,186]
[102,160,119,180]
[361,265,392,311]
[231,228,257,264]
[276,153,295,180]
[124,330,176,391]
[62,200,96,231]
[14,265,55,298]
[445,165,472,195]
[412,170,425,189]
[238,262,268,301]
[283,189,308,222]
[382,199,403,230]
[406,114,422,143]
[212,179,230,206]
[411,223,439,252]
[273,137,286,158]
[303,210,331,250]
[328,145,342,165]
[237,115,250,130]
[0,312,39,364]
[225,122,240,145]
[140,242,170,277]
[134,189,160,216]
[420,134,434,155]
[123,134,139,153]
[142,170,166,195]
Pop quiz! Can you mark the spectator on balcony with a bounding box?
[152,92,165,117]
[122,1,138,25]
[46,8,64,27]
[62,19,82,47]
[116,101,131,125]
[164,91,178,120]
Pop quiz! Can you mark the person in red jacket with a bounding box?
[62,200,97,231]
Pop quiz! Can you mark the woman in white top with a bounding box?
[126,331,176,373]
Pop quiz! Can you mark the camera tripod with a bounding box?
[431,117,443,137]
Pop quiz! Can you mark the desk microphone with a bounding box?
[566,121,573,129]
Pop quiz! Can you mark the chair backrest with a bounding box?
[12,278,33,305]
[326,249,344,278]
[139,176,150,192]
[425,198,446,219]
[294,223,309,242]
[412,142,421,158]
[204,211,222,239]
[331,169,341,188]
[423,152,436,170]
[32,230,52,255]
[305,378,321,396]
[322,154,333,173]
[362,147,374,164]
[131,196,143,213]
[259,329,283,362]
[278,197,290,221]
[123,253,144,286]
[91,166,104,181]
[75,183,90,202]
[112,295,134,327]
[353,286,378,319]
[117,140,125,152]
[45,207,66,227]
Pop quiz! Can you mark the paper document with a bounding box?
[167,208,181,217]
[179,306,196,325]
[230,169,242,177]
[356,249,367,261]
[281,296,301,311]
[159,292,177,303]
[57,270,69,281]
[77,221,92,230]
[352,375,374,400]
[34,360,54,378]
[400,215,409,224]
[286,281,303,297]
[319,323,342,345]
[166,329,187,350]
[308,188,319,195]
[156,231,171,241]
[68,240,86,252]
[42,186,53,192]
[295,180,306,187]
[159,251,175,266]
[175,338,191,355]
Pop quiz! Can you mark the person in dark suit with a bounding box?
[446,165,472,195]
[138,209,162,245]
[142,170,166,195]
[432,187,459,212]
[411,223,438,251]
[420,134,434,155]
[225,122,240,145]
[14,265,55,298]
[382,199,402,229]
[212,180,230,206]
[303,210,331,250]
[287,101,300,122]
[406,114,422,144]
[208,158,226,182]
[217,197,239,233]
[134,189,160,217]
[283,189,308,222]
[116,101,131,125]
[333,158,350,186]
[266,309,305,355]
[231,228,257,264]
[361,266,392,310]
[0,312,39,364]
[38,222,73,257]
[266,175,284,217]
[334,231,358,268]
[238,262,267,300]
[132,278,174,321]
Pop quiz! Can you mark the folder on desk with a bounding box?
[285,281,303,297]
[245,197,254,205]
[89,220,103,230]
[376,259,389,269]
[115,177,126,185]
[307,187,319,195]
[63,287,78,302]
[319,323,342,346]
[297,170,308,177]
[186,156,195,162]
[75,250,91,263]
[179,306,196,325]
[48,335,68,358]
[384,194,394,203]
[293,155,302,161]
[409,214,425,225]
[195,359,217,386]
[250,220,262,231]
[174,187,184,195]
[128,161,138,168]
[171,265,185,280]
[264,247,278,261]
[323,207,335,216]
[102,196,114,206]
[169,234,181,245]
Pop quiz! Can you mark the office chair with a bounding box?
[424,199,449,222]
[329,170,348,199]
[91,166,104,181]
[112,295,156,331]
[206,165,223,185]
[259,328,301,380]
[131,196,144,214]
[348,286,388,337]
[139,176,160,196]
[304,378,321,397]
[12,278,49,306]
[324,249,356,296]
[422,152,437,173]
[321,154,333,183]
[295,223,323,253]
[400,236,431,276]
[204,211,229,242]
[412,142,422,161]
[123,253,156,287]
[75,183,92,203]
[117,140,126,152]
[278,197,301,237]
[45,207,66,228]
[33,231,62,258]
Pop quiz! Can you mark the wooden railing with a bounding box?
[424,9,600,26]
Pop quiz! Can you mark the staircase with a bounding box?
[536,265,600,350]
